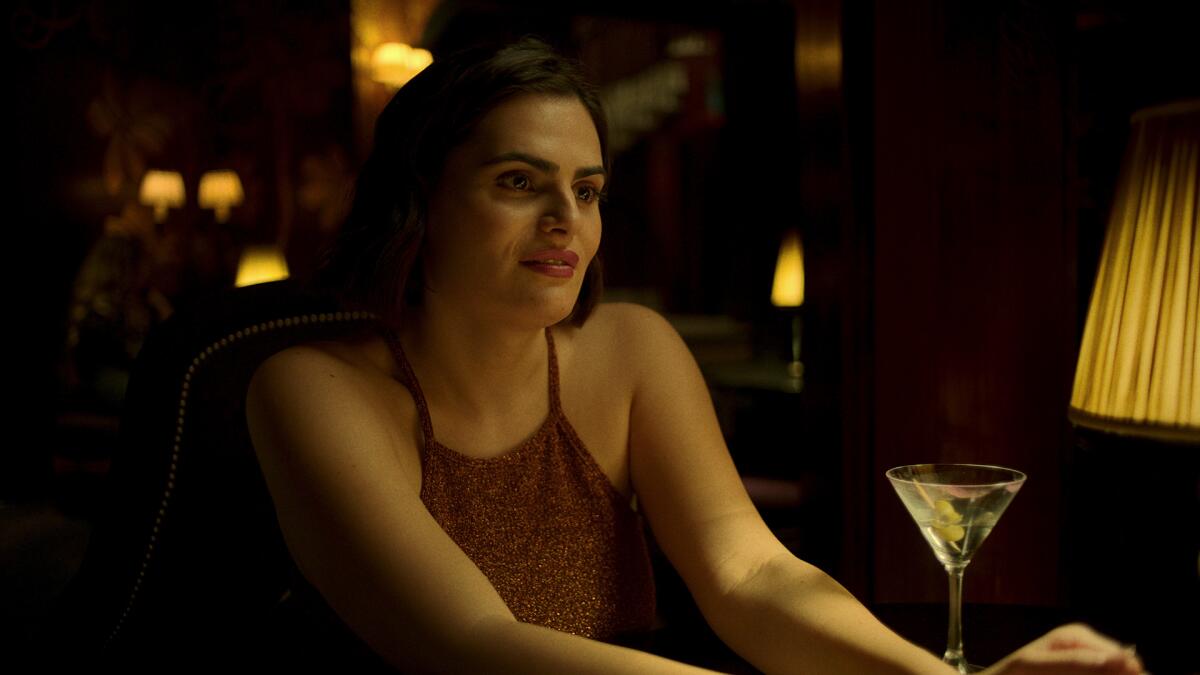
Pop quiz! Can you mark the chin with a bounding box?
[527,294,579,328]
[540,304,577,327]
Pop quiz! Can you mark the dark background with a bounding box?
[6,0,1198,670]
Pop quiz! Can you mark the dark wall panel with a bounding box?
[871,0,1073,606]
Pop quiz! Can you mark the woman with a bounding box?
[246,39,1143,674]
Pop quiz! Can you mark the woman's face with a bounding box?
[421,93,605,328]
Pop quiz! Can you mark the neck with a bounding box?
[398,301,550,417]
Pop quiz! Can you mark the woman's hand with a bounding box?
[981,624,1143,674]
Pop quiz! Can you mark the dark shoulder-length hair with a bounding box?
[314,37,608,328]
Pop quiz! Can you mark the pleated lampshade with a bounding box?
[235,244,290,288]
[1070,99,1199,443]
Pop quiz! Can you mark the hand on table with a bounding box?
[980,624,1144,675]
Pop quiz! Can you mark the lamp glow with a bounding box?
[235,245,290,287]
[138,170,185,223]
[1070,99,1199,443]
[771,229,806,307]
[771,229,806,381]
[371,42,433,89]
[198,170,244,223]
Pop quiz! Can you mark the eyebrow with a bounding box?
[483,151,606,181]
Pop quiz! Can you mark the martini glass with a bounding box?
[886,464,1026,673]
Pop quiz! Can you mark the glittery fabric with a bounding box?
[380,326,657,641]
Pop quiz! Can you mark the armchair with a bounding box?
[30,280,392,669]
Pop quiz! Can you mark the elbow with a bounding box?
[454,613,526,667]
[362,611,517,673]
[695,552,832,631]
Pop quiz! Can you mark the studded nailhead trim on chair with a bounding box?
[104,310,377,649]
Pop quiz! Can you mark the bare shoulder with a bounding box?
[579,302,684,351]
[578,302,692,374]
[246,339,420,480]
[249,330,409,408]
[585,301,674,333]
[249,345,381,449]
[251,327,395,384]
[249,342,379,417]
[252,341,357,381]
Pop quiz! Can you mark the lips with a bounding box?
[520,249,579,268]
[520,249,579,278]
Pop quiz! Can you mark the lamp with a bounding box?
[198,170,244,224]
[1070,99,1199,443]
[1064,101,1199,672]
[138,170,185,223]
[371,42,433,89]
[235,245,290,288]
[771,229,805,380]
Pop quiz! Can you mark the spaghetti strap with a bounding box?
[544,327,563,415]
[378,325,437,447]
[380,324,562,446]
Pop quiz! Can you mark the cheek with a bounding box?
[585,218,602,260]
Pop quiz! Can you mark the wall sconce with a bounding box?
[371,42,433,89]
[1070,100,1199,443]
[771,229,806,380]
[235,244,290,288]
[138,170,185,223]
[198,170,244,224]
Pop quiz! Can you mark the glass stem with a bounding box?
[791,314,802,364]
[944,563,969,673]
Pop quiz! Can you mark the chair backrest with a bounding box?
[35,280,380,667]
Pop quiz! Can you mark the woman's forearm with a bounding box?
[448,617,721,675]
[697,553,953,675]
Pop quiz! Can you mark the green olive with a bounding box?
[934,524,966,543]
[934,499,963,524]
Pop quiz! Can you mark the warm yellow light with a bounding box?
[771,230,806,307]
[235,245,290,287]
[371,42,433,88]
[1070,99,1199,442]
[794,12,842,95]
[198,170,244,223]
[138,170,185,223]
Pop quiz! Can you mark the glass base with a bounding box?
[944,650,981,674]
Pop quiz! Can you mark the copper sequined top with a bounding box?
[379,325,657,640]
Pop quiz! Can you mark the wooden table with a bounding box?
[872,602,1069,669]
[622,603,1070,673]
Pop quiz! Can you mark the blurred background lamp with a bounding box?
[198,170,245,224]
[1070,99,1199,443]
[138,170,185,223]
[235,244,290,287]
[772,229,806,379]
[371,42,433,89]
[771,229,806,307]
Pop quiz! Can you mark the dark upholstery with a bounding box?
[30,281,393,669]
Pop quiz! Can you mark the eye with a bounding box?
[575,183,603,204]
[498,172,533,191]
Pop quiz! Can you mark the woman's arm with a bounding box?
[620,304,1142,675]
[619,304,947,674]
[246,345,717,674]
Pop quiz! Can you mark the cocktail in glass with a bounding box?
[886,464,1026,673]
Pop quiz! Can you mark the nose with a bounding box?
[538,186,579,236]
